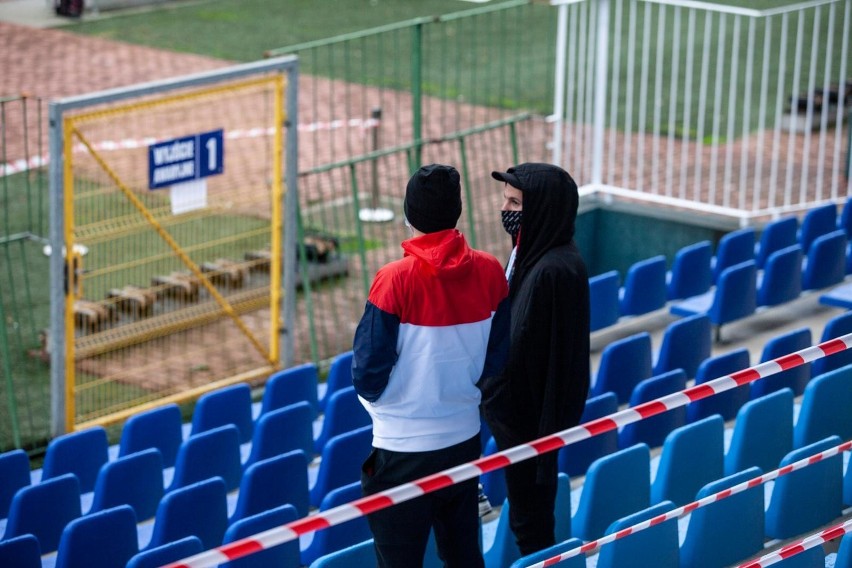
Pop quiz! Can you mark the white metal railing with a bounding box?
[550,0,852,223]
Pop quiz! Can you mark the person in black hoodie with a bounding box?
[480,162,590,555]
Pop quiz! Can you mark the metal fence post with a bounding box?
[411,22,423,167]
[592,0,609,185]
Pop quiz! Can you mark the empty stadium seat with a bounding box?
[0,449,30,520]
[773,545,828,568]
[811,312,852,378]
[619,255,668,316]
[143,476,228,551]
[483,497,520,568]
[596,501,679,568]
[653,314,712,378]
[318,350,354,412]
[309,425,372,508]
[802,230,847,290]
[756,244,803,307]
[126,536,203,568]
[618,369,687,450]
[223,504,300,568]
[667,240,713,300]
[190,383,254,444]
[118,403,183,469]
[39,426,109,494]
[558,392,619,478]
[3,473,81,554]
[590,332,652,404]
[54,505,139,568]
[711,227,755,284]
[313,386,370,454]
[301,482,371,566]
[259,363,320,419]
[725,388,794,477]
[799,202,838,253]
[834,532,852,568]
[0,534,41,568]
[793,364,852,449]
[589,270,620,332]
[687,348,751,423]
[508,537,584,568]
[168,424,242,492]
[89,447,164,522]
[243,401,315,468]
[752,327,812,399]
[755,216,798,269]
[308,539,375,568]
[229,450,309,523]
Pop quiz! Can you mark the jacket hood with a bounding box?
[401,228,473,278]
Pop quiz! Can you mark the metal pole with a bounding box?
[592,0,609,185]
[282,62,300,369]
[48,102,66,437]
[552,2,569,167]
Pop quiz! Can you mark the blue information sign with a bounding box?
[148,129,224,190]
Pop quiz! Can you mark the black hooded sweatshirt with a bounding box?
[481,163,591,484]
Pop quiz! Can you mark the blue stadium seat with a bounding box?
[793,364,852,449]
[508,537,584,568]
[0,449,30,520]
[711,227,755,284]
[190,383,254,444]
[310,425,372,508]
[618,369,687,450]
[558,392,619,478]
[772,545,827,568]
[802,230,847,291]
[126,536,203,568]
[589,270,620,332]
[651,415,724,507]
[554,472,573,543]
[755,216,798,269]
[756,244,803,307]
[301,482,371,566]
[653,314,712,378]
[725,388,793,477]
[0,534,41,568]
[54,505,139,568]
[260,363,320,420]
[313,386,371,454]
[667,240,713,300]
[480,437,506,510]
[308,539,375,568]
[572,443,651,542]
[670,260,757,341]
[168,424,242,492]
[230,450,310,523]
[839,197,852,239]
[799,202,838,254]
[118,403,183,468]
[144,476,228,551]
[243,401,315,468]
[89,448,164,522]
[835,532,852,568]
[223,504,300,568]
[590,332,652,404]
[679,467,764,568]
[845,445,852,507]
[40,426,109,494]
[820,281,852,309]
[596,501,679,568]
[752,327,812,399]
[319,351,354,412]
[687,348,751,423]
[483,497,520,568]
[765,436,843,540]
[3,473,81,554]
[811,311,852,378]
[619,255,668,316]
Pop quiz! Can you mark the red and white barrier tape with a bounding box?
[163,332,852,568]
[524,438,852,568]
[738,517,852,568]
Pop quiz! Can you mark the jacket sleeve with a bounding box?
[352,300,400,403]
[479,296,510,383]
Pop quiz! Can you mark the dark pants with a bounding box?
[361,434,484,568]
[503,457,558,556]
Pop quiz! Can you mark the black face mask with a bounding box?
[501,210,522,238]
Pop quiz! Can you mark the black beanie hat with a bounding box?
[404,164,462,234]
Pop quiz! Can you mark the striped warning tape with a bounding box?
[737,517,852,568]
[523,438,852,568]
[162,333,852,568]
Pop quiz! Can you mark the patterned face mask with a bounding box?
[501,210,522,238]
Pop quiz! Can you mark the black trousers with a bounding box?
[361,434,484,568]
[503,456,558,556]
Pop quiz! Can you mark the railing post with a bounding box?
[411,21,423,167]
[591,0,609,185]
[551,1,569,167]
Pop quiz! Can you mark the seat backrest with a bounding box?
[148,476,228,551]
[757,244,803,307]
[558,392,619,478]
[0,449,31,519]
[0,534,41,568]
[765,436,843,540]
[712,227,755,284]
[845,441,852,507]
[803,230,847,290]
[310,425,372,508]
[667,240,713,300]
[41,426,109,494]
[319,350,354,412]
[170,424,243,492]
[835,533,852,568]
[756,216,798,269]
[597,501,679,568]
[771,545,828,568]
[308,539,376,568]
[709,260,757,326]
[619,369,687,450]
[687,347,751,423]
[231,449,310,522]
[244,401,315,468]
[812,311,852,377]
[725,388,793,477]
[313,386,371,454]
[483,497,521,568]
[222,504,300,568]
[651,415,724,507]
[126,536,203,568]
[480,436,507,508]
[680,467,764,568]
[753,327,812,399]
[572,443,651,541]
[619,255,668,317]
[508,537,585,568]
[589,270,620,332]
[591,332,653,404]
[55,504,139,568]
[653,314,712,378]
[799,202,838,254]
[190,383,254,444]
[89,447,164,522]
[302,482,371,566]
[4,473,82,554]
[118,403,183,468]
[794,364,852,449]
[260,363,320,419]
